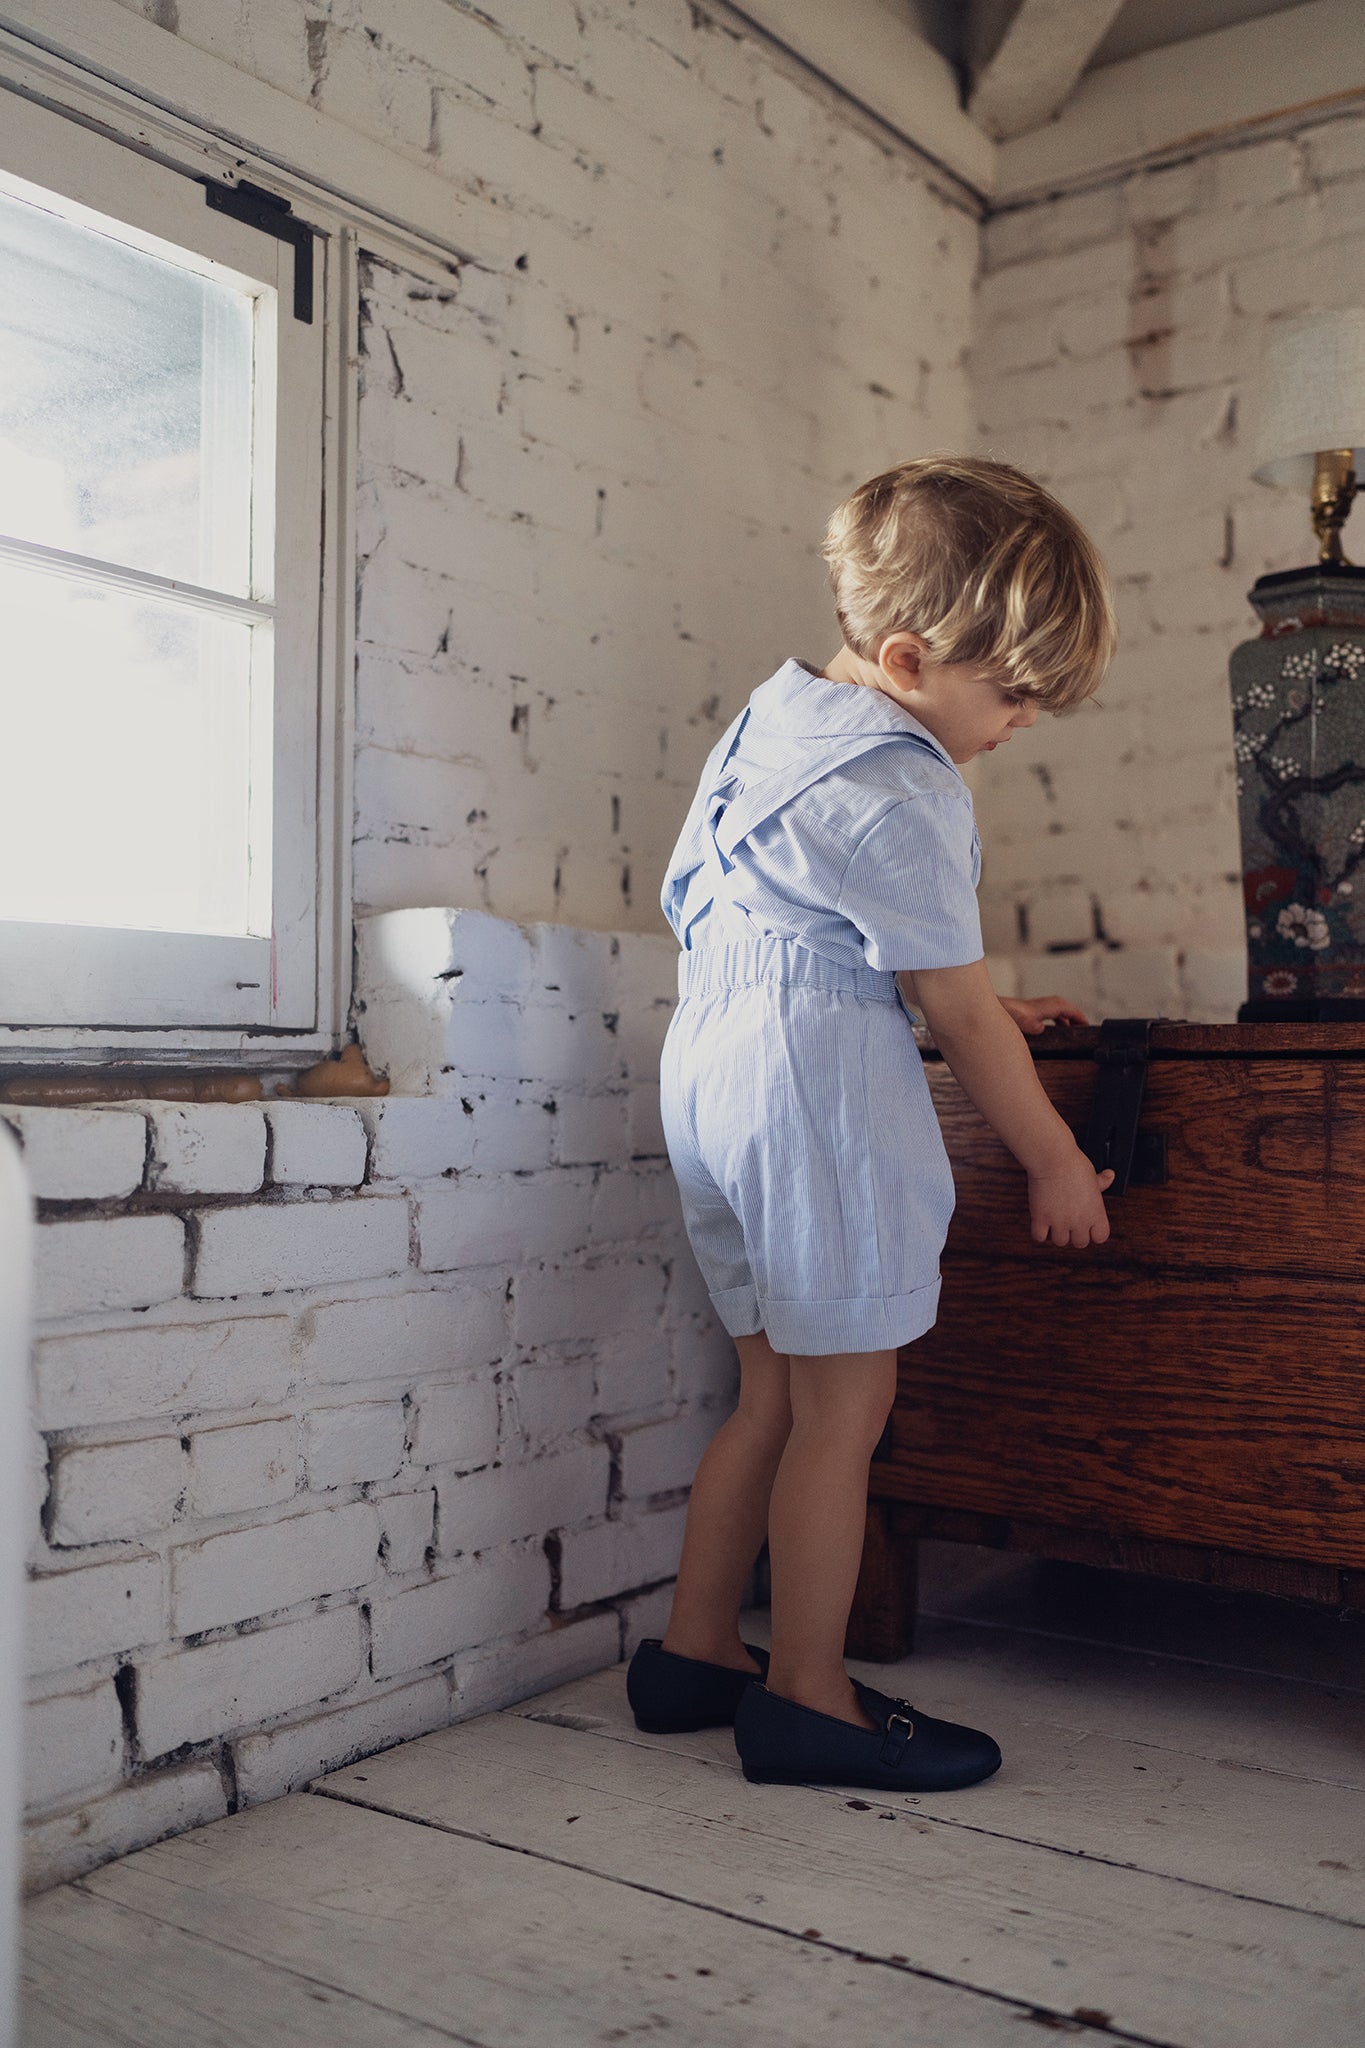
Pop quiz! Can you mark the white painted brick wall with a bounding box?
[415,1174,594,1271]
[455,1085,556,1173]
[408,1375,501,1471]
[144,1104,266,1196]
[188,1419,296,1520]
[25,1764,227,1895]
[304,1402,407,1490]
[27,1557,166,1679]
[369,1545,550,1679]
[49,1436,188,1547]
[509,1355,597,1448]
[0,1108,146,1202]
[377,1487,436,1574]
[595,1325,675,1419]
[36,1217,185,1320]
[34,1315,294,1430]
[192,1197,412,1298]
[24,1679,124,1813]
[360,1097,475,1181]
[437,1441,611,1556]
[265,1103,369,1188]
[554,1091,631,1168]
[591,1164,682,1243]
[21,914,732,1887]
[137,1608,366,1756]
[232,1672,452,1804]
[453,1609,621,1720]
[295,1284,506,1386]
[971,108,1365,1017]
[621,1582,676,1659]
[557,1504,689,1612]
[617,1408,723,1501]
[323,0,969,940]
[170,1502,381,1634]
[513,1254,668,1350]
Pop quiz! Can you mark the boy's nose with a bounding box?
[1011,698,1039,728]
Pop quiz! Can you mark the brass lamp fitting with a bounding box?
[1311,448,1359,565]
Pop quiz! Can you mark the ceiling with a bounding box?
[907,0,1321,87]
[1088,0,1321,72]
[732,0,1364,203]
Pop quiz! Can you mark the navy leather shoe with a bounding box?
[626,1638,770,1733]
[734,1679,1001,1791]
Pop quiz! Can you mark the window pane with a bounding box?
[0,183,255,593]
[0,560,268,936]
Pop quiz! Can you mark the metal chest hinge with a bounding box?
[1080,1018,1168,1194]
[203,178,316,323]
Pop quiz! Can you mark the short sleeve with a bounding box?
[837,792,984,972]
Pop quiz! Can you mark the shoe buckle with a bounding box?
[881,1706,914,1766]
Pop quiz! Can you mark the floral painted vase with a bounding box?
[1230,564,1365,1018]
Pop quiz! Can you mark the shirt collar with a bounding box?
[751,658,962,776]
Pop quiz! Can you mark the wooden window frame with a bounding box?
[0,79,356,1070]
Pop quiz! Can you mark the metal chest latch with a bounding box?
[1081,1018,1168,1194]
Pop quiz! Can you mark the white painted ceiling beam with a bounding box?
[726,0,996,196]
[968,0,1127,141]
[996,0,1365,199]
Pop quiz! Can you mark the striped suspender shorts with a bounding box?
[658,662,984,1358]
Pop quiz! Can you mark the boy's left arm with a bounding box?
[898,958,1112,1247]
[898,977,1088,1037]
[998,994,1089,1035]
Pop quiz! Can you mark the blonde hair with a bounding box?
[822,455,1116,710]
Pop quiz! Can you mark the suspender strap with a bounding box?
[711,730,916,860]
[666,711,950,950]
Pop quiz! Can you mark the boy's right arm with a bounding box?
[907,959,1112,1248]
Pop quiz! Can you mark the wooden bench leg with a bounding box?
[845,1499,917,1661]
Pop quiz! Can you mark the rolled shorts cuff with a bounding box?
[708,1281,764,1340]
[761,1281,941,1357]
[706,1280,942,1355]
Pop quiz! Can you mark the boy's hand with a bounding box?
[909,961,1114,1250]
[1028,1152,1114,1247]
[1000,994,1089,1035]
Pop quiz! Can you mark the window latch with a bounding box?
[203,178,315,323]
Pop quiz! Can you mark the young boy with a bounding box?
[626,456,1117,1792]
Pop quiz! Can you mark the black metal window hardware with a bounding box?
[202,178,315,322]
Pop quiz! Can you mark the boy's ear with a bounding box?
[878,632,929,689]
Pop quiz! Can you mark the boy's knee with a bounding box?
[854,1394,895,1458]
[788,1356,896,1449]
[734,1392,793,1448]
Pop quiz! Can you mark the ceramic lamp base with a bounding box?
[1230,565,1365,1019]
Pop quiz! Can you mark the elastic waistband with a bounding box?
[676,936,898,1001]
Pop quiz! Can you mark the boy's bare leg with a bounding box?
[765,1349,899,1731]
[660,1330,792,1674]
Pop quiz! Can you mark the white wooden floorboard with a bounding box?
[67,1794,1073,2048]
[315,1709,1365,2048]
[507,1661,1365,1923]
[23,1884,471,2047]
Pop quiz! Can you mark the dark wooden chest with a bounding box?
[850,1023,1365,1660]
